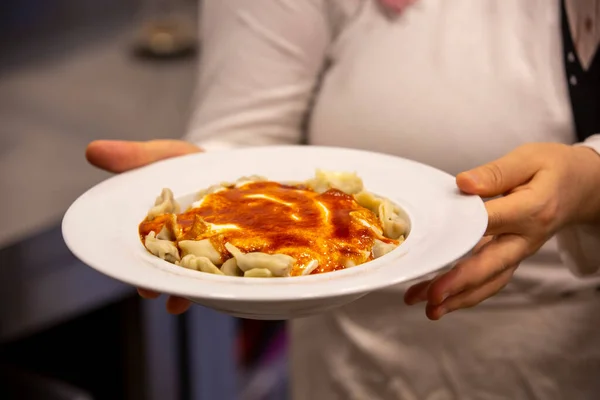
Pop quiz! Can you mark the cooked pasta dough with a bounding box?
[179,239,223,266]
[138,170,408,278]
[147,188,180,221]
[372,239,398,258]
[179,254,224,275]
[144,231,180,263]
[156,214,181,240]
[195,185,225,200]
[301,260,320,276]
[244,268,274,278]
[221,257,243,276]
[378,199,407,240]
[225,243,295,277]
[307,169,363,195]
[234,175,267,188]
[353,191,384,215]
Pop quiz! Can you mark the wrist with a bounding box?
[571,145,600,224]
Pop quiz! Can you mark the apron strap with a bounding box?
[561,0,600,142]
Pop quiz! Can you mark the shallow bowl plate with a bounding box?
[62,146,487,319]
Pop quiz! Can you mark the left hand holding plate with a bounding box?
[404,143,600,320]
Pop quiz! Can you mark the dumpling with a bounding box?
[378,199,408,240]
[225,243,295,277]
[353,191,384,215]
[221,257,243,276]
[183,215,211,239]
[372,239,397,258]
[179,239,223,266]
[179,254,224,275]
[234,175,267,188]
[156,214,182,241]
[301,260,319,276]
[144,231,180,263]
[244,268,274,278]
[156,225,174,241]
[219,181,235,188]
[307,170,363,195]
[146,188,180,221]
[193,184,225,205]
[349,210,383,236]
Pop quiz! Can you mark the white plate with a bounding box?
[62,145,487,319]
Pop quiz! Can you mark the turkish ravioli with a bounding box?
[138,171,408,277]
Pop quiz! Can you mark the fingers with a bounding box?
[425,265,517,320]
[86,139,202,173]
[137,288,192,314]
[166,296,192,314]
[484,175,559,236]
[408,144,568,320]
[404,236,494,305]
[471,235,494,254]
[456,145,539,197]
[426,234,530,306]
[137,288,160,299]
[484,189,533,236]
[92,140,200,314]
[404,279,432,305]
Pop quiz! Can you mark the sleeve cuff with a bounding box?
[575,133,600,154]
[556,133,600,276]
[556,223,600,276]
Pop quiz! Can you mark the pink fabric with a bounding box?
[379,0,416,13]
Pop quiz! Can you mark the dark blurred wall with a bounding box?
[1,0,140,36]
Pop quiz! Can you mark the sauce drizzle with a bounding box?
[139,182,397,275]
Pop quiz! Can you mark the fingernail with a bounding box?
[437,307,447,318]
[464,172,479,185]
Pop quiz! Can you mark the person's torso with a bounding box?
[311,0,573,173]
[308,0,600,301]
[290,4,600,399]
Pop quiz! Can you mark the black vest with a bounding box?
[561,0,600,142]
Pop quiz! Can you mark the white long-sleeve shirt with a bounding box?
[186,1,600,398]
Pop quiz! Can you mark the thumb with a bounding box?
[86,140,202,173]
[456,147,539,197]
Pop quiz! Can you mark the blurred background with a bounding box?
[0,1,288,399]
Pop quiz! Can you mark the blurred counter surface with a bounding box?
[0,4,237,399]
[0,0,195,344]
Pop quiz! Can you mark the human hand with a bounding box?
[86,139,201,314]
[404,143,600,320]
